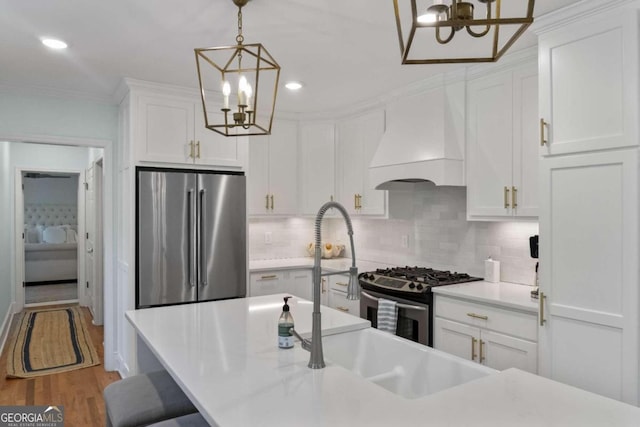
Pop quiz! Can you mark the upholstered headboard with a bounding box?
[24,204,78,228]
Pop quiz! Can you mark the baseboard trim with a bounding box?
[116,354,130,379]
[0,302,17,357]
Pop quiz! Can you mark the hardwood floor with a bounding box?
[0,305,121,426]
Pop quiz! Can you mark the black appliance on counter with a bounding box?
[358,266,483,347]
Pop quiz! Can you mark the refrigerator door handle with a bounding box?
[199,188,207,287]
[188,189,197,288]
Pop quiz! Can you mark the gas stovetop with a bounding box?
[359,266,483,297]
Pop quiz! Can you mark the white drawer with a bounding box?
[249,272,284,297]
[328,289,360,317]
[435,295,537,341]
[330,275,350,292]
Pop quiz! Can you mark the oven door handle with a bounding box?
[361,291,427,312]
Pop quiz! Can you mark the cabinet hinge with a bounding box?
[86,281,89,288]
[84,182,89,190]
[86,232,89,239]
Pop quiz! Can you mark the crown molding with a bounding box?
[465,46,537,80]
[532,0,637,35]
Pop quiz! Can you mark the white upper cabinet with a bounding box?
[299,122,336,215]
[337,109,386,216]
[538,8,639,156]
[248,119,298,216]
[466,63,538,220]
[136,93,244,168]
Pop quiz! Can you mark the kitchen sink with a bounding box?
[322,327,496,399]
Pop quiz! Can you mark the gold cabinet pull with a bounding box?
[512,186,518,209]
[330,195,334,202]
[467,312,488,320]
[270,194,274,210]
[260,274,277,280]
[336,282,348,287]
[336,306,349,312]
[479,340,486,362]
[471,337,477,361]
[322,278,326,294]
[357,194,362,209]
[196,141,201,158]
[189,141,195,159]
[354,194,358,210]
[540,118,548,146]
[539,291,547,326]
[265,194,269,210]
[504,186,510,209]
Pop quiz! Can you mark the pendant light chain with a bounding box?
[236,8,244,45]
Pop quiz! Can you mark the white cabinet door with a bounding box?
[138,95,193,164]
[194,109,243,168]
[268,119,298,215]
[299,122,335,215]
[539,10,638,156]
[248,139,270,215]
[466,71,514,218]
[337,110,386,216]
[434,317,480,363]
[539,149,638,404]
[512,66,539,217]
[481,330,537,374]
[337,119,362,214]
[467,64,538,220]
[248,119,298,216]
[359,110,386,216]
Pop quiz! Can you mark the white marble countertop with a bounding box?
[432,281,539,313]
[127,294,640,426]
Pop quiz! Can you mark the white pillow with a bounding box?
[65,228,77,244]
[42,226,66,244]
[26,227,41,244]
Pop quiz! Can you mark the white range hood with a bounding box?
[369,82,465,189]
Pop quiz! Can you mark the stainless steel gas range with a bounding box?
[359,266,482,346]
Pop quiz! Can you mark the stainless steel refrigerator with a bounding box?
[136,167,246,308]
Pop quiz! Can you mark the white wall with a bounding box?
[249,186,539,286]
[23,175,80,205]
[0,90,117,363]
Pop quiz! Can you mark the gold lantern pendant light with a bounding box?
[394,0,535,64]
[195,0,280,136]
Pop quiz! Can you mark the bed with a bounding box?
[24,204,78,285]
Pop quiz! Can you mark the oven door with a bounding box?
[360,289,429,345]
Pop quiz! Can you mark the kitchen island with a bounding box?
[126,294,640,426]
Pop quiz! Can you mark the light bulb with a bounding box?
[417,13,437,23]
[222,81,231,109]
[238,76,248,105]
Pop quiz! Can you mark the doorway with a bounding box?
[22,170,81,305]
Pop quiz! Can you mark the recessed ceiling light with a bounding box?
[41,38,68,50]
[285,81,303,91]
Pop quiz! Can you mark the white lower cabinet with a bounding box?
[249,269,312,300]
[328,274,359,316]
[434,295,537,374]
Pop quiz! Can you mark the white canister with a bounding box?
[485,257,500,283]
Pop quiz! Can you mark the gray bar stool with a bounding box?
[104,370,198,427]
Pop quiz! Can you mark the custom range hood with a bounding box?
[369,82,465,190]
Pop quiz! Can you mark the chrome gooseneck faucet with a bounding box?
[290,201,360,369]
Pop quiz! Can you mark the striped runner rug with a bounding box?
[6,306,100,378]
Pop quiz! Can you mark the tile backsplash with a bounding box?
[249,186,539,286]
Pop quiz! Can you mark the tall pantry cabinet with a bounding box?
[534,0,639,405]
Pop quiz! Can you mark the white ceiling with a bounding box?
[0,0,579,114]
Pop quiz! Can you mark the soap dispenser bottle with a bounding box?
[278,296,294,349]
